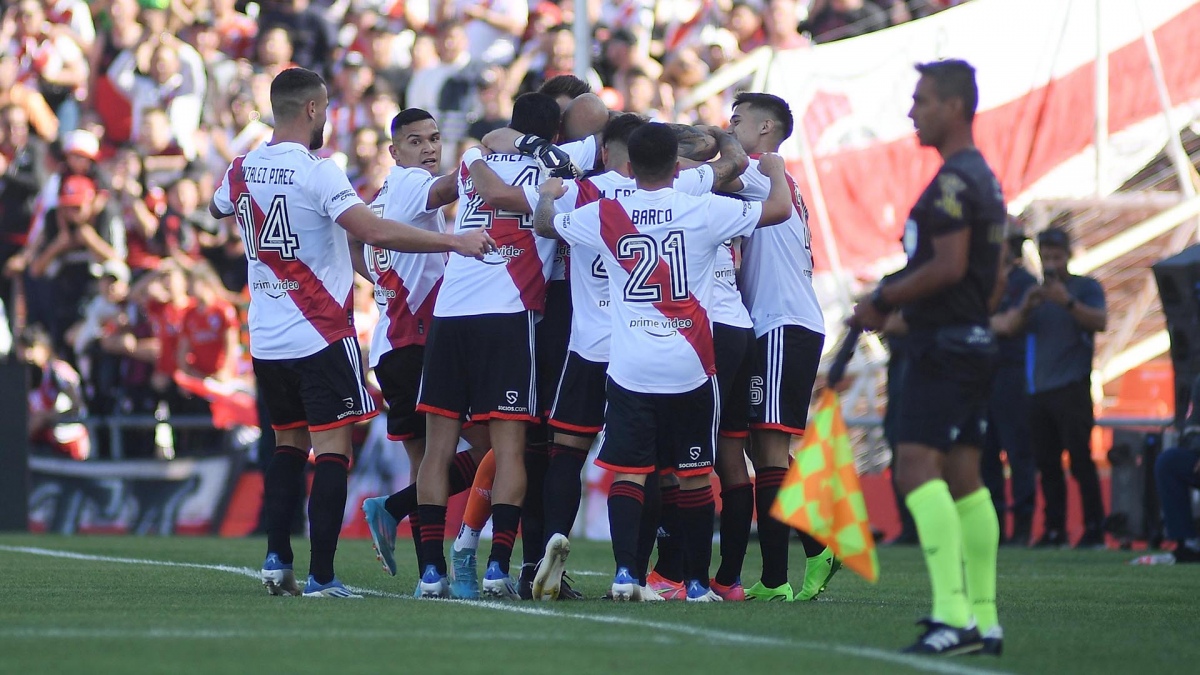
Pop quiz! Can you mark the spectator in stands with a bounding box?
[1133,375,1200,565]
[0,103,49,298]
[763,0,810,49]
[109,36,204,159]
[177,261,239,383]
[42,0,97,53]
[598,28,662,99]
[345,125,382,188]
[801,0,890,43]
[91,0,145,148]
[728,1,767,52]
[0,51,58,141]
[210,0,257,61]
[995,226,1108,549]
[205,88,272,179]
[623,67,666,121]
[258,0,337,77]
[359,24,410,102]
[69,258,131,384]
[135,107,188,190]
[183,18,242,127]
[985,227,1039,546]
[26,175,125,352]
[325,53,375,156]
[2,0,90,136]
[466,66,514,144]
[252,25,298,85]
[439,0,528,66]
[22,324,91,460]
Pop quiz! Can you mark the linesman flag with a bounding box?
[770,389,880,583]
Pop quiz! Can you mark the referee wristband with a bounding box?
[871,286,894,313]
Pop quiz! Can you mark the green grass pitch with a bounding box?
[1,534,1197,674]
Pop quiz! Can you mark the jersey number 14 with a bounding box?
[235,193,301,261]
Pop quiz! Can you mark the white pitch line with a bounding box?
[0,545,1008,675]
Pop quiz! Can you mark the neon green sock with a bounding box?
[904,479,970,628]
[956,487,1000,632]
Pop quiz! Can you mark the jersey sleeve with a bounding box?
[553,201,601,250]
[735,162,770,201]
[524,180,580,214]
[308,159,365,221]
[406,170,442,216]
[561,136,598,173]
[212,165,234,215]
[921,167,974,236]
[707,194,762,243]
[674,164,715,196]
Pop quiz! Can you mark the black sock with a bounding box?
[409,509,423,572]
[308,453,349,585]
[653,484,683,582]
[263,446,308,565]
[489,503,522,574]
[678,485,715,586]
[756,466,790,588]
[797,529,826,558]
[417,504,447,576]
[383,483,417,523]
[715,482,753,586]
[608,480,645,573]
[521,447,549,566]
[449,450,481,494]
[635,472,661,584]
[543,442,588,540]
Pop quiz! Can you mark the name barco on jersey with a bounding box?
[239,166,297,185]
[630,209,673,226]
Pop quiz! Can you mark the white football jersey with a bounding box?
[530,166,718,362]
[214,142,363,360]
[364,165,448,367]
[552,187,762,394]
[435,153,557,317]
[546,136,600,283]
[737,158,825,337]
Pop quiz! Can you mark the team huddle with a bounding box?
[214,60,1005,657]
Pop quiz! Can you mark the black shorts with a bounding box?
[750,325,824,436]
[714,322,755,438]
[894,327,998,453]
[536,280,572,417]
[596,376,717,477]
[375,345,425,441]
[548,351,607,437]
[416,311,538,423]
[253,336,378,432]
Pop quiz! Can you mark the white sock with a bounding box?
[453,524,481,552]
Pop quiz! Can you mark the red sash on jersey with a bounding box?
[597,199,716,375]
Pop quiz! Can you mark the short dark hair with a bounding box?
[732,92,794,141]
[539,74,592,100]
[390,108,435,140]
[627,122,677,181]
[510,92,562,141]
[1037,226,1071,251]
[270,67,327,123]
[602,113,647,148]
[915,59,978,122]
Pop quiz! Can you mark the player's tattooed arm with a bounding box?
[706,128,749,188]
[534,177,567,240]
[669,123,719,162]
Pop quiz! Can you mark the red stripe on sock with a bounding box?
[678,486,714,508]
[755,467,787,490]
[492,530,517,549]
[314,453,350,468]
[660,485,680,504]
[275,445,308,460]
[721,482,752,496]
[609,482,645,504]
[420,524,445,541]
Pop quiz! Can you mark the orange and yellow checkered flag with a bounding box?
[770,389,880,583]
